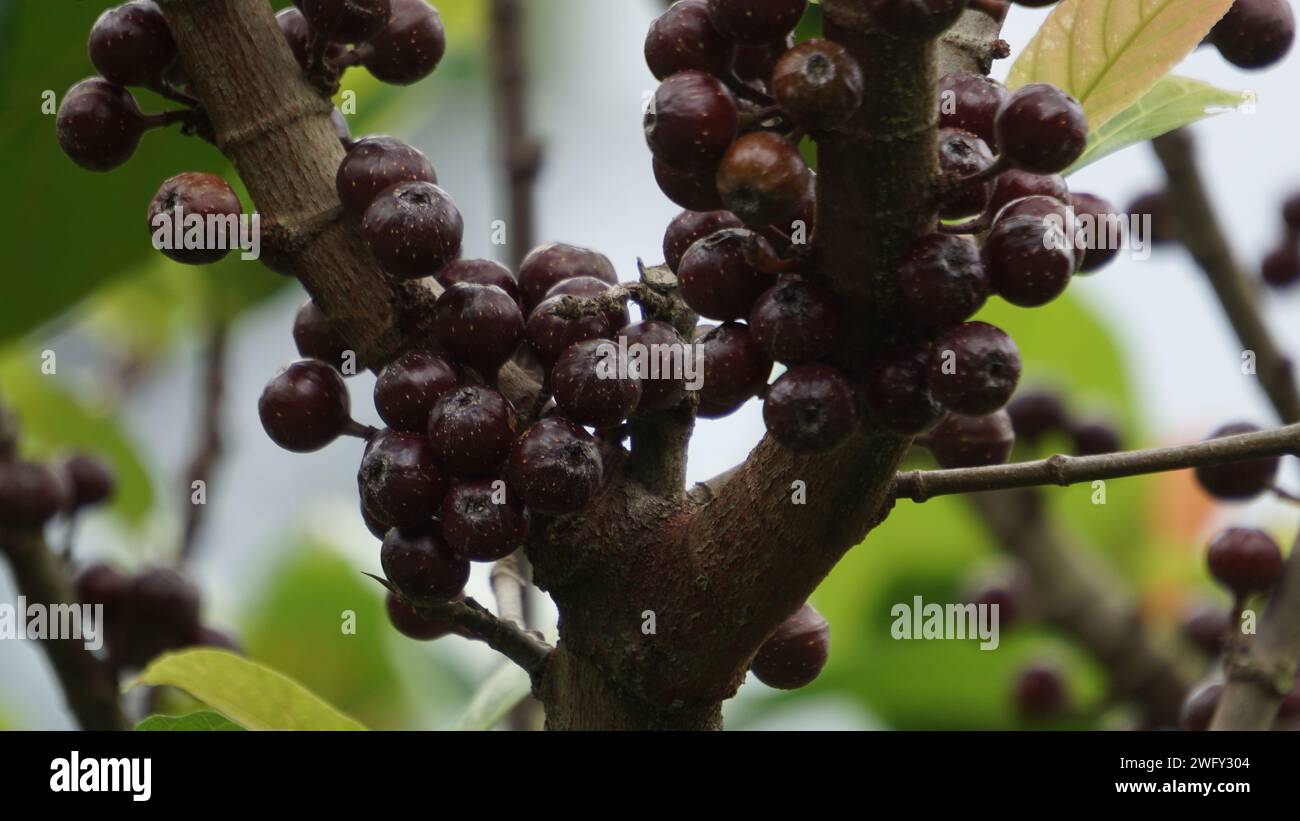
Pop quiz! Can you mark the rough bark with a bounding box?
[159,0,937,730]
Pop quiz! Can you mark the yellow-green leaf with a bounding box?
[1067,75,1250,174]
[136,711,245,731]
[1007,0,1235,130]
[127,649,366,731]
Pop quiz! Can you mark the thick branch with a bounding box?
[895,422,1300,502]
[1153,130,1300,424]
[536,3,942,714]
[0,530,129,730]
[156,0,542,392]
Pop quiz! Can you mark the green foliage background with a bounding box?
[0,0,1237,729]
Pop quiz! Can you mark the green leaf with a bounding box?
[0,351,153,525]
[1067,75,1249,174]
[1007,0,1236,131]
[127,649,367,731]
[136,711,246,731]
[453,664,531,731]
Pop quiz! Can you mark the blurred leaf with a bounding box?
[240,546,420,729]
[452,663,531,731]
[1007,0,1236,130]
[136,711,245,731]
[0,350,153,524]
[128,648,366,730]
[1068,76,1249,174]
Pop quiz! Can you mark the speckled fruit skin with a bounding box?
[432,283,525,377]
[441,480,530,562]
[645,0,734,80]
[937,128,995,219]
[653,157,727,212]
[694,322,773,417]
[437,258,520,302]
[336,135,437,216]
[427,385,519,477]
[982,215,1076,308]
[749,279,838,364]
[928,322,1022,416]
[939,72,1007,151]
[89,1,177,88]
[1194,422,1280,500]
[617,321,691,412]
[57,78,146,172]
[863,343,945,436]
[526,295,612,369]
[552,339,643,428]
[927,410,1015,469]
[750,602,829,690]
[644,70,739,172]
[358,429,447,529]
[763,364,859,454]
[544,276,630,335]
[663,209,744,272]
[374,349,461,433]
[677,228,777,320]
[896,233,988,327]
[147,172,245,265]
[258,360,353,453]
[518,242,619,313]
[359,0,446,85]
[988,168,1071,216]
[771,39,865,132]
[380,527,469,604]
[507,418,603,515]
[277,7,348,71]
[716,132,812,228]
[995,83,1089,175]
[362,180,463,278]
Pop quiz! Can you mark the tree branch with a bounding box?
[1152,131,1300,730]
[179,318,228,564]
[422,595,552,679]
[1153,129,1300,424]
[894,422,1300,502]
[489,0,542,269]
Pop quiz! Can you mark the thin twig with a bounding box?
[894,421,1300,502]
[489,0,542,269]
[490,551,530,628]
[179,319,229,564]
[422,594,551,679]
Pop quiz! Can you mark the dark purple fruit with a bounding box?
[358,429,447,529]
[927,410,1015,468]
[89,1,177,87]
[663,209,744,272]
[380,527,468,604]
[427,385,519,477]
[362,180,463,278]
[928,322,1022,416]
[507,418,603,515]
[749,279,838,364]
[553,340,643,428]
[863,343,945,436]
[1206,527,1284,597]
[441,479,530,562]
[694,322,773,416]
[374,349,461,432]
[1194,422,1280,500]
[750,602,830,690]
[645,0,734,80]
[518,242,619,313]
[763,364,859,453]
[258,360,353,453]
[897,233,989,327]
[336,135,437,216]
[432,283,525,377]
[147,173,244,265]
[677,228,777,320]
[644,70,739,171]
